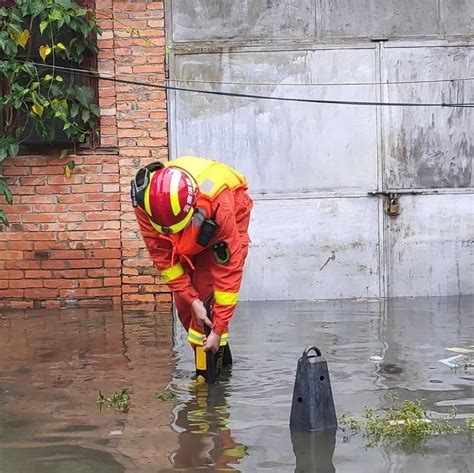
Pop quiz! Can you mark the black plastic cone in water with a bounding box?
[289,346,337,432]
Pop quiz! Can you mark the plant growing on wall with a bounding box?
[0,0,100,225]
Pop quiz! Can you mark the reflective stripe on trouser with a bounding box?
[187,328,229,346]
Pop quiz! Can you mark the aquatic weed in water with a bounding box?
[338,397,473,449]
[96,389,130,413]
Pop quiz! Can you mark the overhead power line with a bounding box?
[3,59,474,108]
[169,76,474,87]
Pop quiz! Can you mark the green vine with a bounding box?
[0,0,101,226]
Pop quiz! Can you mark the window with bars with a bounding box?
[0,0,99,150]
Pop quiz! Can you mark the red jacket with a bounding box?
[135,187,252,336]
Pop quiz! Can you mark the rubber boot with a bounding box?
[223,343,233,366]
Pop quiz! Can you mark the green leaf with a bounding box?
[70,104,79,118]
[75,85,93,108]
[32,102,44,117]
[55,75,64,82]
[55,42,66,51]
[81,109,90,123]
[89,103,100,117]
[4,188,12,205]
[48,10,62,22]
[44,74,53,82]
[40,21,49,35]
[60,149,70,159]
[0,8,8,17]
[0,210,9,227]
[8,142,19,158]
[65,160,75,178]
[63,122,71,130]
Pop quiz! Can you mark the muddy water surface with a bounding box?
[0,296,473,472]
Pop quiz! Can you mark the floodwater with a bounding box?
[0,296,473,472]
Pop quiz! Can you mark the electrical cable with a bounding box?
[2,58,473,108]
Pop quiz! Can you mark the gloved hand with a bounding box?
[203,330,221,353]
[191,298,213,331]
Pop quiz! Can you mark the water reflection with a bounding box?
[0,296,472,472]
[291,430,336,473]
[166,372,248,472]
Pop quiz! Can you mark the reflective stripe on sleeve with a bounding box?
[160,263,184,282]
[214,290,239,306]
[187,329,229,346]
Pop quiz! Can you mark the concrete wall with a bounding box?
[167,0,473,300]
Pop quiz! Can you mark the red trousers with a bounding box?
[174,190,252,337]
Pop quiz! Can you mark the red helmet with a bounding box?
[143,166,199,234]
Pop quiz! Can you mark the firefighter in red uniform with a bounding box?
[131,156,253,358]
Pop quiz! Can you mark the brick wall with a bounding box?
[0,0,170,309]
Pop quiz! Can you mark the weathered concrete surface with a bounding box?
[171,0,473,42]
[168,1,473,300]
[171,0,316,42]
[240,197,380,301]
[386,194,474,297]
[444,0,474,37]
[321,0,440,40]
[174,48,378,193]
[383,46,474,189]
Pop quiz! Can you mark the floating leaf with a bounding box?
[39,44,51,61]
[32,102,44,117]
[40,21,48,35]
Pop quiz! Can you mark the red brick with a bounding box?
[87,268,119,278]
[5,260,41,270]
[48,250,87,260]
[7,241,33,251]
[0,289,24,298]
[86,249,121,259]
[123,275,154,284]
[71,184,103,194]
[79,279,104,288]
[10,279,44,288]
[60,289,88,298]
[24,288,59,298]
[86,287,121,296]
[40,260,68,270]
[44,279,79,289]
[105,260,122,268]
[24,270,52,279]
[123,293,155,302]
[20,176,47,186]
[44,300,61,309]
[68,241,104,250]
[0,251,23,260]
[66,222,103,231]
[68,260,103,269]
[58,194,84,204]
